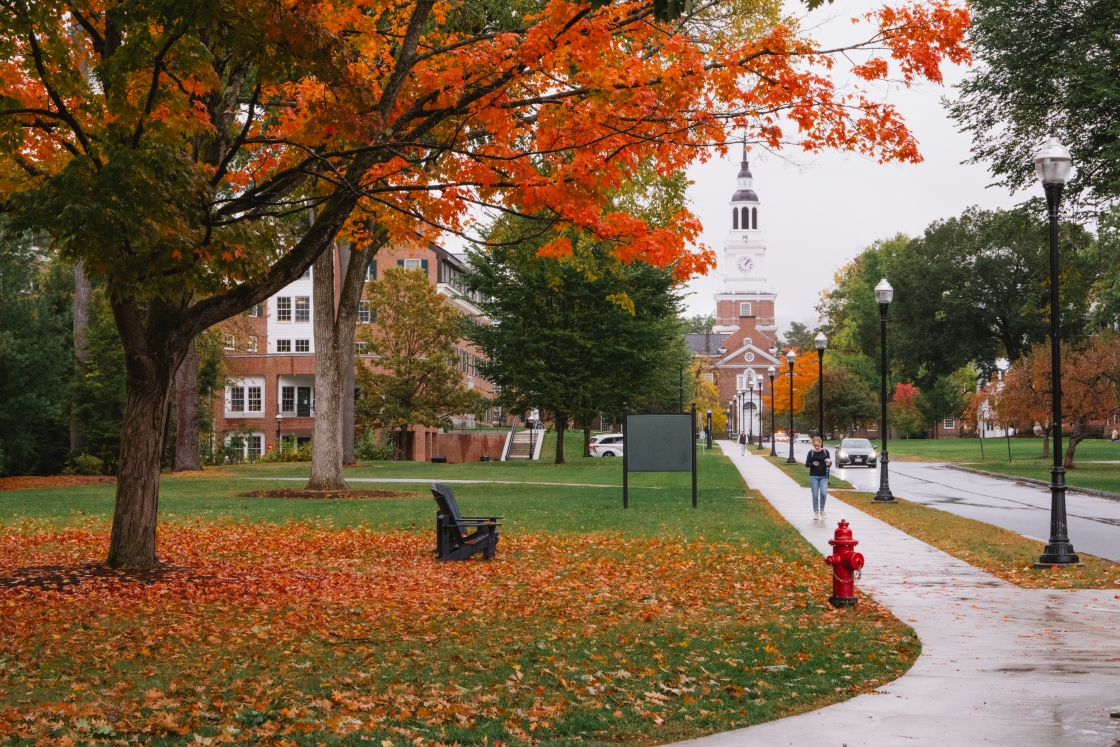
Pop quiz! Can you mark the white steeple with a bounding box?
[723,141,766,289]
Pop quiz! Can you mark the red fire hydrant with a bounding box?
[825,519,864,607]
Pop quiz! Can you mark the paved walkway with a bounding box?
[674,442,1120,747]
[247,477,661,489]
[780,441,1120,563]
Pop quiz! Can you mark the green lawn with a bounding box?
[0,434,918,747]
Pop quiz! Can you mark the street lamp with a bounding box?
[785,349,797,464]
[815,331,827,440]
[873,277,895,502]
[736,388,745,436]
[1033,134,1080,566]
[768,365,777,456]
[275,413,283,453]
[747,381,755,448]
[706,409,713,449]
[755,377,765,450]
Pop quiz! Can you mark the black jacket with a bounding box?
[805,448,830,477]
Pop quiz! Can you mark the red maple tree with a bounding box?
[0,0,971,566]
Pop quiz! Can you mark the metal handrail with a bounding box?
[501,424,517,461]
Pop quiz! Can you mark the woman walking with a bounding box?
[738,430,748,455]
[805,436,831,520]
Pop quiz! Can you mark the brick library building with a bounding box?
[214,240,505,462]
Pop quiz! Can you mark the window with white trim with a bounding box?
[294,296,310,323]
[247,335,258,353]
[281,386,295,413]
[247,386,262,412]
[402,258,422,271]
[739,302,752,317]
[248,434,262,459]
[943,417,956,430]
[358,300,371,323]
[224,334,235,350]
[276,339,291,353]
[229,387,245,412]
[248,304,263,318]
[295,339,310,353]
[277,297,292,322]
[355,341,369,356]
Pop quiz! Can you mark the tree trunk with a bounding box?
[173,337,202,471]
[71,259,91,452]
[1063,422,1084,470]
[554,411,567,464]
[308,240,378,489]
[1041,423,1050,459]
[106,308,178,568]
[339,244,357,465]
[309,244,349,490]
[583,422,592,457]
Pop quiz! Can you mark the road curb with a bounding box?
[943,463,1120,503]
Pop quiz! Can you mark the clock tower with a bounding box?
[710,145,780,432]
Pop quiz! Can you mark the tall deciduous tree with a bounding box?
[950,0,1120,209]
[801,365,879,437]
[0,0,970,565]
[355,267,483,456]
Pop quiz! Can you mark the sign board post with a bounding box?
[622,402,698,509]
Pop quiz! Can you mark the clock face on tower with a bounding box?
[736,255,755,274]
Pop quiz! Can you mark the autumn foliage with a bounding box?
[769,350,820,417]
[0,519,917,745]
[976,335,1120,467]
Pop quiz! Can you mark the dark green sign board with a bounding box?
[623,405,697,509]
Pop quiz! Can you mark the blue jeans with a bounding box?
[810,476,829,513]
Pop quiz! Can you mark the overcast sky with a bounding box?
[680,0,1032,335]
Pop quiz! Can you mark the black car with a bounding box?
[836,438,878,467]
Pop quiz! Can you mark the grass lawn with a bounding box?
[842,491,1120,590]
[0,435,918,747]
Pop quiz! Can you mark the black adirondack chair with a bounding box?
[431,483,502,561]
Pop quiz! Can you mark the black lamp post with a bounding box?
[873,278,895,502]
[815,331,827,440]
[726,407,732,439]
[736,389,744,437]
[754,378,765,450]
[785,349,797,464]
[746,382,754,447]
[275,413,283,453]
[706,409,713,449]
[1034,134,1080,566]
[768,365,777,456]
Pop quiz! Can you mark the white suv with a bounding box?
[589,433,624,457]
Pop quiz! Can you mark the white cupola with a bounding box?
[730,141,759,232]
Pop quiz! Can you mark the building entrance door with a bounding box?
[297,387,312,417]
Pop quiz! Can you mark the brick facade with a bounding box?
[214,240,500,462]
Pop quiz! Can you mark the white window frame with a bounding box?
[276,297,292,322]
[248,386,262,412]
[281,386,295,413]
[248,304,263,318]
[229,386,245,412]
[223,334,235,350]
[739,302,752,317]
[247,335,258,353]
[358,300,371,323]
[943,417,956,430]
[294,296,310,323]
[403,258,423,271]
[276,339,291,353]
[295,339,310,353]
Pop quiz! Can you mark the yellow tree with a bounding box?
[691,358,728,435]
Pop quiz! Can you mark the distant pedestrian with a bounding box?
[738,431,747,455]
[805,436,831,520]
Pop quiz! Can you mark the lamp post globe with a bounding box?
[814,332,827,440]
[767,365,777,456]
[873,278,895,502]
[1033,134,1080,566]
[275,413,283,453]
[785,349,797,464]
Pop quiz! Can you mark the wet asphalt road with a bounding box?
[769,441,1120,563]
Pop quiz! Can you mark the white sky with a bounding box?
[679,0,1030,334]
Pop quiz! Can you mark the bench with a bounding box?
[431,483,502,561]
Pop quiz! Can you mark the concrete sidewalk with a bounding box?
[673,442,1120,747]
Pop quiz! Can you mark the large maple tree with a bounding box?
[0,0,969,566]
